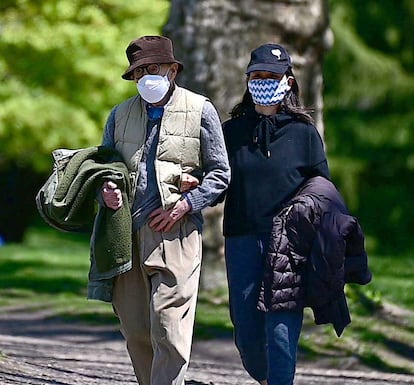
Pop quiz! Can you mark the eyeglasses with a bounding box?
[133,64,162,79]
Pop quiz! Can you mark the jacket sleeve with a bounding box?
[344,218,372,284]
[285,200,318,265]
[185,100,230,212]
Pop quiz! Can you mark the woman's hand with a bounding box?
[180,173,199,192]
[102,181,123,210]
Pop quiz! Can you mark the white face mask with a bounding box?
[136,70,171,104]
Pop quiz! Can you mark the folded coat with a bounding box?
[259,176,372,336]
[36,146,133,300]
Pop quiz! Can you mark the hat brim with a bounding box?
[122,56,184,80]
[245,63,289,75]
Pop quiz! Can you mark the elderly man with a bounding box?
[100,35,230,385]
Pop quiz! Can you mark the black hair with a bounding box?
[229,68,314,124]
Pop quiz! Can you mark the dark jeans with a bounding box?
[225,234,303,385]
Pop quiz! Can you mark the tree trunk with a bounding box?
[164,0,332,136]
[163,0,332,288]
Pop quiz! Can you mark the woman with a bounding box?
[222,43,330,385]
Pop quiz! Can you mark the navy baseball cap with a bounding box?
[246,43,292,74]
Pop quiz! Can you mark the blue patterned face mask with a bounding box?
[248,75,291,106]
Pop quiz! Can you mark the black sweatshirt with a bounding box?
[222,109,330,236]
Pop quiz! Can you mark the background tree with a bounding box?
[164,0,331,137]
[163,0,331,278]
[0,0,170,241]
[1,0,414,258]
[0,0,170,173]
[324,0,414,253]
[1,1,413,371]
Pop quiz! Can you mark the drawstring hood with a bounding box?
[253,115,274,158]
[252,112,295,158]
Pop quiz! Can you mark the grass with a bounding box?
[366,253,414,308]
[0,225,413,374]
[0,226,117,322]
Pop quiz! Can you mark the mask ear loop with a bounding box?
[271,75,292,102]
[164,65,175,82]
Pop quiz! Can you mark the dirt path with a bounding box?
[0,307,413,385]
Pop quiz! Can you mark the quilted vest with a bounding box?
[114,86,206,209]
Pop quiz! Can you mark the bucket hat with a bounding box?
[122,35,183,80]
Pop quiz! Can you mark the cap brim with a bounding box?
[245,63,289,74]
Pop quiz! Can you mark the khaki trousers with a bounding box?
[112,218,202,385]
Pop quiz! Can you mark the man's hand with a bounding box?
[180,173,199,192]
[149,198,191,232]
[102,181,123,210]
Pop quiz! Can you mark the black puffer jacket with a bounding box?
[258,176,372,336]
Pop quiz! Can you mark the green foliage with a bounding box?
[325,0,414,109]
[325,0,414,253]
[0,0,170,172]
[2,1,414,253]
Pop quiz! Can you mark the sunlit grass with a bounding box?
[195,290,233,339]
[367,254,414,309]
[0,226,115,320]
[0,225,413,373]
[0,225,233,330]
